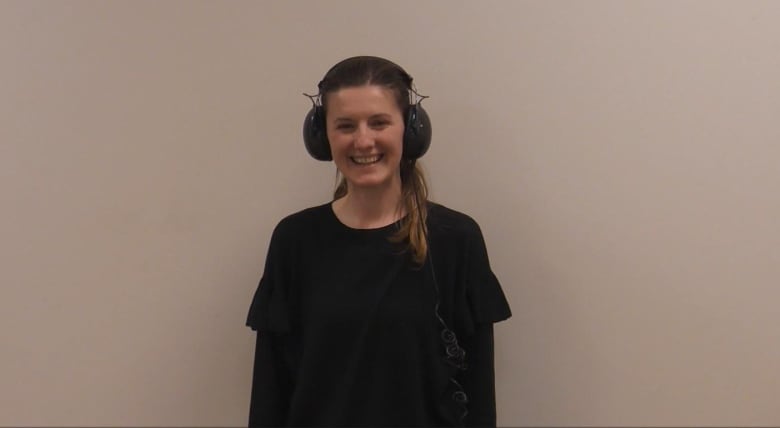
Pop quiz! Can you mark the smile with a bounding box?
[350,154,383,165]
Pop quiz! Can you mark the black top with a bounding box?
[246,202,512,427]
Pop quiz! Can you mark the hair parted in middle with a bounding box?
[318,56,430,266]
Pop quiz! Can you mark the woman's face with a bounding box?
[325,85,405,192]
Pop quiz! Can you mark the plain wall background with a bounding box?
[2,0,778,426]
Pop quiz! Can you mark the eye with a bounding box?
[370,120,389,129]
[335,123,354,131]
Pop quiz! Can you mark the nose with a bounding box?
[353,123,374,150]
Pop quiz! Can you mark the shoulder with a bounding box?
[427,201,484,239]
[270,202,332,243]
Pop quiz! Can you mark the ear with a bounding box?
[302,106,333,161]
[402,104,432,160]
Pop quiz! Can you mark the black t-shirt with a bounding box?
[246,202,512,427]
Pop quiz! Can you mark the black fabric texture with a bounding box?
[246,202,512,427]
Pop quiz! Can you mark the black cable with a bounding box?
[414,189,469,422]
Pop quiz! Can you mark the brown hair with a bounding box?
[320,56,429,265]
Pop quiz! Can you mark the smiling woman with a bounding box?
[246,56,512,427]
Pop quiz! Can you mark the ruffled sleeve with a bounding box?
[454,221,512,337]
[246,222,292,334]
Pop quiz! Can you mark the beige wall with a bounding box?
[2,0,779,425]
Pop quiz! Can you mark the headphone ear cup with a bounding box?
[302,106,332,161]
[402,104,432,160]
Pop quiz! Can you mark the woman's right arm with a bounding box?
[249,332,292,427]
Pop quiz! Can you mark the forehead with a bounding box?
[325,85,402,118]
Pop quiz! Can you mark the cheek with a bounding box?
[388,130,405,154]
[327,134,349,154]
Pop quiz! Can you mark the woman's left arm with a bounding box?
[459,322,498,427]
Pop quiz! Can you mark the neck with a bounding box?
[333,178,404,229]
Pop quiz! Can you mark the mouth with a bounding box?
[350,154,383,165]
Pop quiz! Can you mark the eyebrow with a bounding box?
[333,113,393,122]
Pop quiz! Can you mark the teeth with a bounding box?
[352,155,381,164]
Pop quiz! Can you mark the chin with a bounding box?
[345,173,399,191]
[348,179,391,190]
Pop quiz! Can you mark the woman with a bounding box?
[246,56,511,427]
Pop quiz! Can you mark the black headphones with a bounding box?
[302,57,432,161]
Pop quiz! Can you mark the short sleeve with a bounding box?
[246,223,292,334]
[455,222,512,336]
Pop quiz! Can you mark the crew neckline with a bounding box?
[326,202,406,233]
